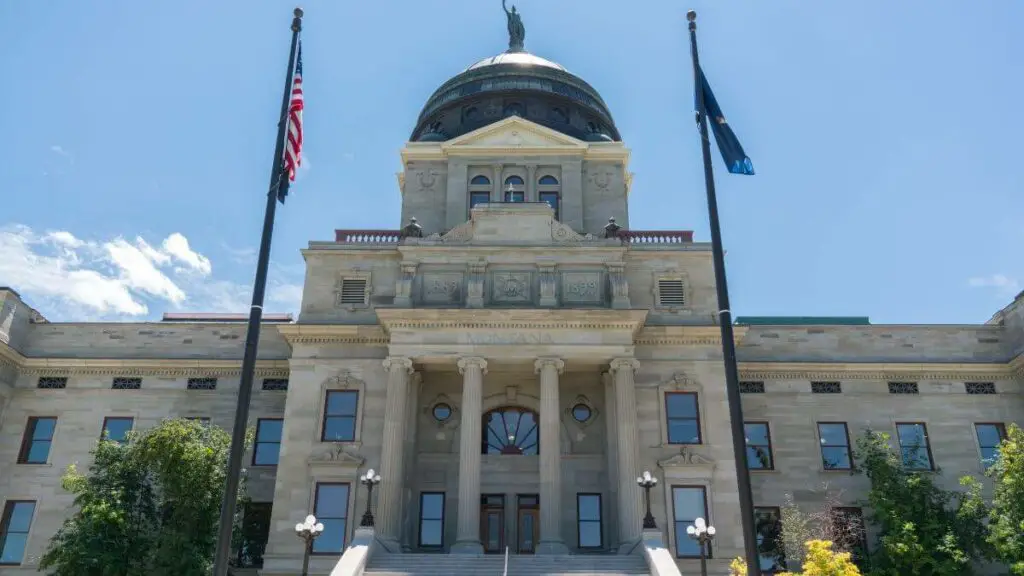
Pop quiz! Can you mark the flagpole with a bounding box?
[686,10,762,575]
[211,8,303,576]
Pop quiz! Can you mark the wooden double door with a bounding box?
[480,494,539,554]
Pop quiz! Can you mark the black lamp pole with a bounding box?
[637,471,658,530]
[360,469,381,528]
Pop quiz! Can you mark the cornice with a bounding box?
[0,341,26,372]
[1009,352,1024,379]
[375,308,648,335]
[16,358,290,378]
[635,325,749,347]
[737,361,1015,382]
[276,324,389,346]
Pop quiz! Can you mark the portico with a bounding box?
[372,308,648,554]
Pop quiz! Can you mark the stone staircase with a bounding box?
[363,553,651,576]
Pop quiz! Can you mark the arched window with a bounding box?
[504,176,525,203]
[538,175,560,219]
[482,407,538,455]
[469,175,491,210]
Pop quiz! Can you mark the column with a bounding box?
[491,164,504,202]
[378,356,414,544]
[610,358,643,551]
[535,358,568,554]
[452,356,487,553]
[526,164,538,202]
[602,370,620,543]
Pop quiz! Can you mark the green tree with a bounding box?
[987,423,1024,575]
[730,540,863,576]
[855,430,989,576]
[40,418,251,576]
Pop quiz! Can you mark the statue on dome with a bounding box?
[502,0,526,52]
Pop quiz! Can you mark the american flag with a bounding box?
[283,43,303,184]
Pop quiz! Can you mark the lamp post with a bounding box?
[359,468,382,527]
[294,514,324,576]
[686,517,716,576]
[636,470,659,529]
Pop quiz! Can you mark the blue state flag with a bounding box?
[696,66,754,175]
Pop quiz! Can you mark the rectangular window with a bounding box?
[418,492,445,548]
[817,422,852,470]
[253,419,283,466]
[18,417,56,464]
[539,191,560,219]
[576,493,603,549]
[754,507,786,573]
[665,392,701,444]
[744,422,774,470]
[313,483,350,554]
[322,391,359,442]
[504,190,525,202]
[975,423,1007,469]
[0,501,35,565]
[896,422,934,470]
[672,486,709,558]
[470,191,491,209]
[101,417,134,444]
[832,507,868,569]
[235,502,272,568]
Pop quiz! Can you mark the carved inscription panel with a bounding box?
[561,272,603,305]
[421,273,464,305]
[491,272,533,304]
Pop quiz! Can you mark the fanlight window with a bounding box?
[482,407,538,455]
[471,175,491,186]
[504,176,525,202]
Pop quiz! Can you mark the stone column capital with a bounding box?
[457,357,488,375]
[383,356,414,374]
[609,358,640,374]
[534,358,565,375]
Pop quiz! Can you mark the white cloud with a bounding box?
[0,225,303,321]
[49,145,74,164]
[162,232,212,275]
[968,274,1021,296]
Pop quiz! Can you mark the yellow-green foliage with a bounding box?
[730,540,862,576]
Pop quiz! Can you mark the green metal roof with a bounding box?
[734,316,871,326]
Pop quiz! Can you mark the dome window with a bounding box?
[503,102,525,118]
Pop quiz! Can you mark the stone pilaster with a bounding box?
[466,262,487,308]
[491,164,504,202]
[535,357,568,554]
[602,370,619,544]
[610,357,643,552]
[606,262,630,309]
[538,262,557,307]
[452,356,487,554]
[394,261,417,308]
[526,164,538,201]
[378,356,414,545]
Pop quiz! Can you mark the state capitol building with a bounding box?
[0,8,1021,576]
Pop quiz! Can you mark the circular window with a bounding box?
[432,403,452,422]
[571,403,592,423]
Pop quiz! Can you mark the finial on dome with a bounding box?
[502,0,526,53]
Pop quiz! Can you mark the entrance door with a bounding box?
[517,495,539,554]
[481,494,505,554]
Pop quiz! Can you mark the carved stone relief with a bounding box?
[416,169,439,191]
[325,370,362,390]
[491,272,532,304]
[561,272,603,305]
[421,273,464,305]
[308,444,365,465]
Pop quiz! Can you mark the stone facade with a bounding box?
[2,62,1024,576]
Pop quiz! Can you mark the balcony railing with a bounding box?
[333,228,694,245]
[335,229,403,243]
[616,230,693,244]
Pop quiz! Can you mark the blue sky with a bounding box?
[0,0,1021,324]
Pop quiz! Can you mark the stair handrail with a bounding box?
[503,545,509,576]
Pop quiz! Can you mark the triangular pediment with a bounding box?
[443,116,588,150]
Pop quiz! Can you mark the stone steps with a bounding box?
[363,553,650,576]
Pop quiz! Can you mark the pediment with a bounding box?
[443,117,587,150]
[658,448,716,472]
[308,445,365,467]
